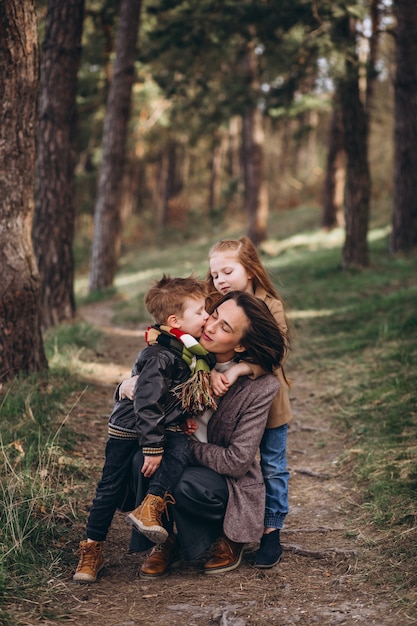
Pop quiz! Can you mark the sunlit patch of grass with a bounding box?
[44,321,103,359]
[75,283,118,303]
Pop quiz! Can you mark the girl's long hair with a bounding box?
[205,237,291,352]
[206,237,281,306]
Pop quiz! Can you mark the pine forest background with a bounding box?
[1,0,416,375]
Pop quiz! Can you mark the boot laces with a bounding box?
[77,543,100,571]
[151,492,176,521]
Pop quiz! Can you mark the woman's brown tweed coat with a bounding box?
[189,373,279,544]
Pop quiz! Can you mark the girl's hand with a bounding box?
[182,417,198,435]
[210,369,230,397]
[224,362,252,386]
[119,375,138,400]
[141,454,162,477]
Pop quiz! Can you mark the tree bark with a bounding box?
[240,44,268,245]
[242,106,269,245]
[391,0,417,253]
[340,79,371,268]
[208,130,227,219]
[338,16,371,269]
[164,139,186,226]
[89,0,142,292]
[33,0,85,328]
[322,98,344,230]
[0,0,48,380]
[227,116,241,180]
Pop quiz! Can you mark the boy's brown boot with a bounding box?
[139,533,180,579]
[73,540,104,583]
[126,492,175,544]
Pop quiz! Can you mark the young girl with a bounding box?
[206,236,292,568]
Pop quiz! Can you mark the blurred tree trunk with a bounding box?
[322,98,344,229]
[337,15,371,269]
[279,119,292,177]
[89,0,142,292]
[227,116,241,180]
[335,2,381,266]
[391,0,417,253]
[33,0,85,329]
[208,130,227,218]
[292,110,318,182]
[340,76,371,268]
[164,139,185,225]
[154,150,168,227]
[0,0,48,380]
[224,116,242,214]
[241,43,268,245]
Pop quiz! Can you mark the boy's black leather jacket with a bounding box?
[108,343,190,453]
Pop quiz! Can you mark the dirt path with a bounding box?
[55,303,409,626]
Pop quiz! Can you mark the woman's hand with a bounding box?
[119,375,138,400]
[141,454,162,478]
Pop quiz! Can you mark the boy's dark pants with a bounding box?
[86,432,190,542]
[147,431,191,497]
[86,438,138,542]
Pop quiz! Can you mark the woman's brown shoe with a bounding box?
[204,535,244,575]
[139,534,180,579]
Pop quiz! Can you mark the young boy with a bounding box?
[73,275,216,583]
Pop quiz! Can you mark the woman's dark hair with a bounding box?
[210,291,286,373]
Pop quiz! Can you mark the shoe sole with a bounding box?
[125,514,169,544]
[73,563,104,584]
[204,547,244,575]
[139,568,170,579]
[253,553,282,569]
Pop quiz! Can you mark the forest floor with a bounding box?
[47,301,414,626]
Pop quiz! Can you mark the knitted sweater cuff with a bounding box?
[142,446,164,456]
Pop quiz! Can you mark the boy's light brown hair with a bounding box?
[145,274,207,325]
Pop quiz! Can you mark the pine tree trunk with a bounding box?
[341,79,371,268]
[155,150,168,228]
[89,0,142,292]
[208,131,226,218]
[0,0,48,380]
[240,45,268,245]
[227,116,241,180]
[242,107,269,245]
[338,19,371,269]
[164,139,184,224]
[33,0,85,328]
[322,98,344,230]
[391,0,417,252]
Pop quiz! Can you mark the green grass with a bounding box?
[280,234,417,528]
[0,323,101,624]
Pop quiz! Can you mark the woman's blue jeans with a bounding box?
[260,423,290,529]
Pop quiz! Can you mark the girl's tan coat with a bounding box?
[250,286,292,428]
